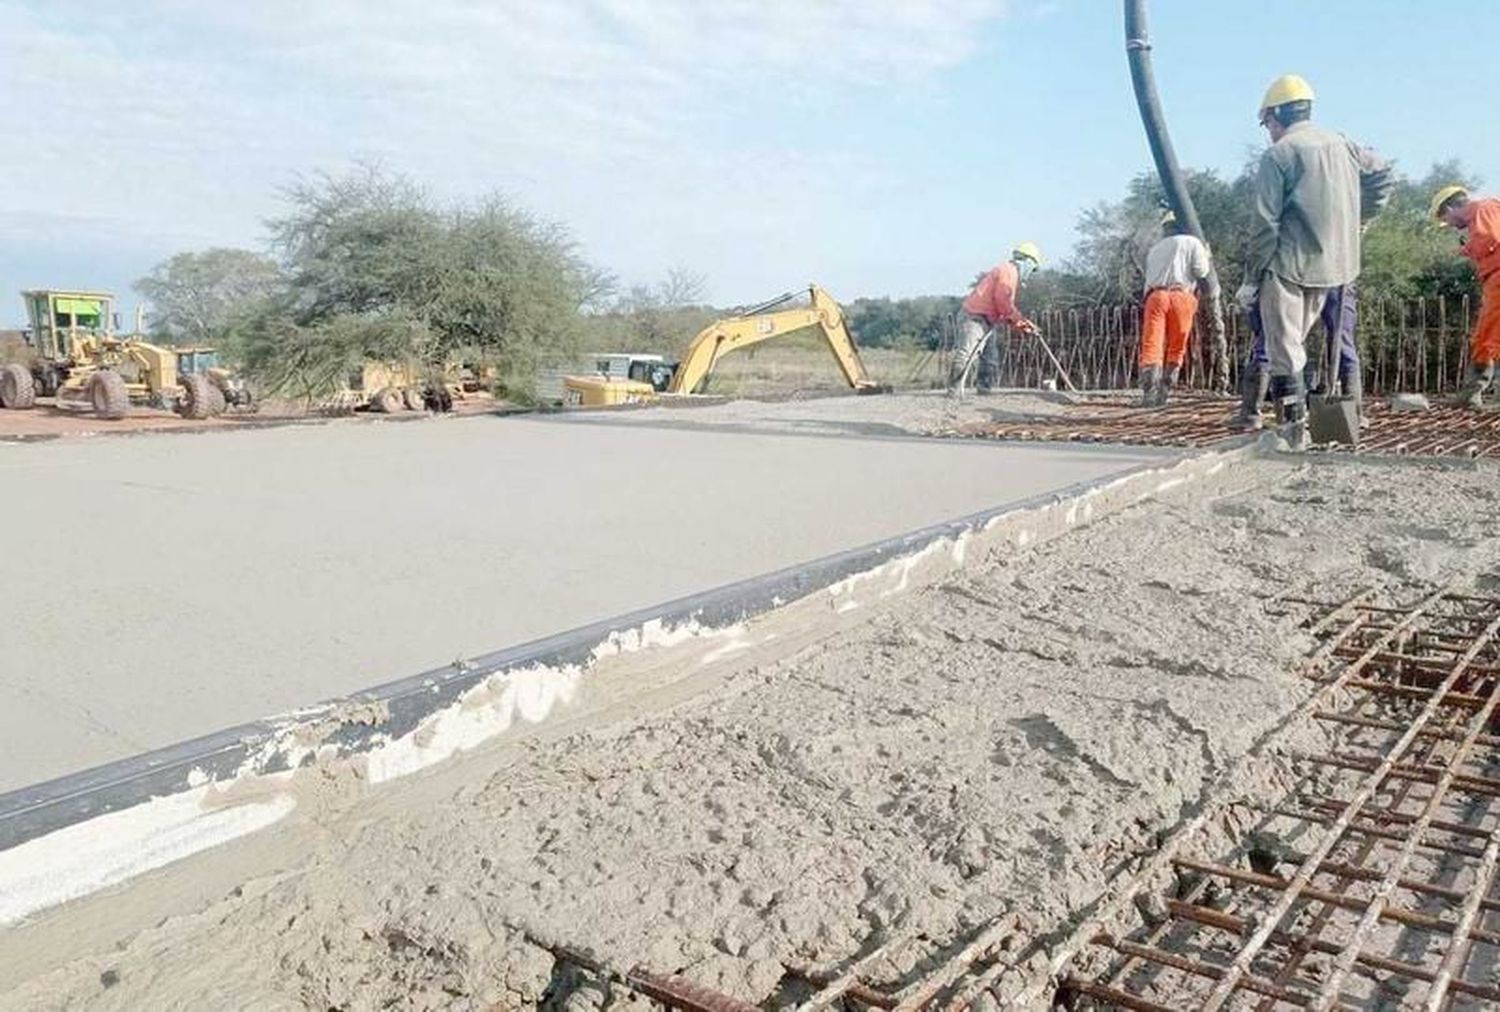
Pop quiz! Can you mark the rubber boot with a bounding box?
[1230,363,1270,432]
[1453,362,1496,409]
[1136,365,1163,408]
[1159,364,1181,406]
[1271,374,1309,451]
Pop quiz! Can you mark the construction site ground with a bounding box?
[3,391,1498,1010]
[0,394,502,443]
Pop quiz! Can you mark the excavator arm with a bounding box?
[667,285,881,395]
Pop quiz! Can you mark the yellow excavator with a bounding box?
[563,284,886,407]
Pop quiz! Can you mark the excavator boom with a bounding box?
[666,285,879,395]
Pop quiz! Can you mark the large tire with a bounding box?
[402,387,426,411]
[370,387,402,413]
[0,363,36,409]
[179,373,216,419]
[89,371,129,420]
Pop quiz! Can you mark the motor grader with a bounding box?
[562,284,887,407]
[0,289,250,420]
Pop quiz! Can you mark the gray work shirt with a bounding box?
[1246,121,1394,288]
[1144,234,1211,291]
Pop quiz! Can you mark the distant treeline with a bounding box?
[133,157,1484,390]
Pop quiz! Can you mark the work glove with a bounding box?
[1234,283,1259,312]
[1017,319,1040,336]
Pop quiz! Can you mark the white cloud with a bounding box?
[0,0,1018,304]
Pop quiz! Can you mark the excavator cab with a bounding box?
[175,349,221,376]
[627,358,676,392]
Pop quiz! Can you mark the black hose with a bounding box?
[1123,0,1230,390]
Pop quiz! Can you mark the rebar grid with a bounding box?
[986,293,1476,397]
[942,398,1500,459]
[1068,584,1500,1010]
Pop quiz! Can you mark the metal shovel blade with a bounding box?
[1308,394,1360,448]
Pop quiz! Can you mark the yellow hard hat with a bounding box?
[1012,241,1044,266]
[1430,184,1469,222]
[1259,74,1315,119]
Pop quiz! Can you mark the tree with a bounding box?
[1035,158,1482,307]
[134,248,282,353]
[580,268,716,354]
[1360,160,1483,301]
[242,165,602,400]
[844,295,961,349]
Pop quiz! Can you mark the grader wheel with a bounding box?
[88,371,129,420]
[178,373,226,419]
[403,387,426,411]
[370,387,402,413]
[0,363,36,409]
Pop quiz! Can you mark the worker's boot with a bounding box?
[1453,362,1496,409]
[1158,364,1181,406]
[1136,365,1163,408]
[1271,375,1309,451]
[1229,363,1270,432]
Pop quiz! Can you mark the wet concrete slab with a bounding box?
[0,413,1168,790]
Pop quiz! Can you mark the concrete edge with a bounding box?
[0,441,1254,925]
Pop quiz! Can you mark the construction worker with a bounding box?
[952,243,1043,392]
[1432,186,1500,407]
[1237,75,1392,448]
[1233,284,1361,430]
[1138,211,1211,407]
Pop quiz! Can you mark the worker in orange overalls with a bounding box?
[951,242,1043,393]
[1138,211,1212,406]
[1433,185,1500,408]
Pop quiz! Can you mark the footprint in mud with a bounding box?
[1009,714,1134,788]
[1364,535,1471,582]
[1391,524,1459,542]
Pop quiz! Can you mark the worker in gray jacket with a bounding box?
[1236,74,1393,448]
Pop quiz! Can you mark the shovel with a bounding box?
[1032,327,1078,392]
[1306,324,1359,448]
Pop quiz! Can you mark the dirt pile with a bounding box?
[4,457,1498,1011]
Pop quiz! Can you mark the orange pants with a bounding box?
[1140,288,1198,368]
[1475,271,1500,365]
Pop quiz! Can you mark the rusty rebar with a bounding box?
[1312,611,1500,1009]
[1202,596,1493,1009]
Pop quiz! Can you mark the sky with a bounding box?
[2,0,1496,326]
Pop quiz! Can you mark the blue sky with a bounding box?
[2,0,1495,326]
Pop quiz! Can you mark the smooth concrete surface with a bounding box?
[0,415,1166,790]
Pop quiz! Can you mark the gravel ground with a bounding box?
[4,453,1496,1010]
[571,390,1095,440]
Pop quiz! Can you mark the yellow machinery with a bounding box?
[0,289,250,420]
[323,361,430,413]
[562,284,885,407]
[323,360,491,414]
